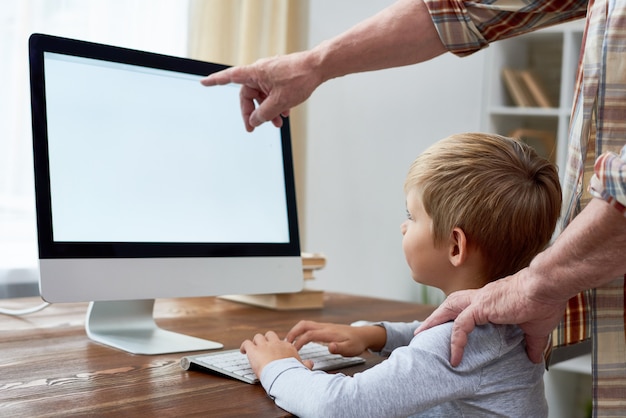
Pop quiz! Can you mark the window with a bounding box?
[0,0,190,296]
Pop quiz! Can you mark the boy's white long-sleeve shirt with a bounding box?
[260,320,547,417]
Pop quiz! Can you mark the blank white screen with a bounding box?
[44,53,290,243]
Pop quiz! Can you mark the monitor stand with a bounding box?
[85,299,223,355]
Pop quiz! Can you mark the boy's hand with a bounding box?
[285,320,386,357]
[240,331,313,378]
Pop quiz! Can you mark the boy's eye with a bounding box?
[405,209,413,220]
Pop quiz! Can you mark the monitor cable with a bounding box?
[0,299,51,316]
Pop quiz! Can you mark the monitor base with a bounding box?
[86,299,223,355]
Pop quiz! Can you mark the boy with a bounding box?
[241,133,562,417]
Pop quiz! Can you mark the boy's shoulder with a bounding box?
[412,322,526,365]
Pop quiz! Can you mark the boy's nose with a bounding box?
[400,221,408,235]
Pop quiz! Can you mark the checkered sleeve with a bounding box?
[589,145,626,215]
[423,0,588,56]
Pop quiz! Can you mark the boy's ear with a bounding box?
[449,227,468,267]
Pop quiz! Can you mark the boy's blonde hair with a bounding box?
[404,133,561,282]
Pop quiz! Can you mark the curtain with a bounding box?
[187,0,305,66]
[187,0,309,238]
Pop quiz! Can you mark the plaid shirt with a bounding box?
[424,0,626,414]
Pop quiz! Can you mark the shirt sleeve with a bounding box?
[589,145,626,215]
[377,320,421,356]
[423,0,588,56]
[259,324,480,418]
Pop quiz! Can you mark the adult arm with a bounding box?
[200,0,446,131]
[416,197,626,366]
[201,0,586,131]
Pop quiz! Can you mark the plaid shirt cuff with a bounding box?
[589,146,626,216]
[423,0,587,57]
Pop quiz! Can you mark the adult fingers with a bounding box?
[239,85,287,131]
[448,309,478,367]
[524,334,550,364]
[414,290,477,367]
[240,85,265,132]
[415,290,473,334]
[248,94,287,130]
[200,65,251,87]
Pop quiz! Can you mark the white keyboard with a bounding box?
[180,342,366,384]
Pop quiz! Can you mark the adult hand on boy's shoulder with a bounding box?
[241,331,314,377]
[415,273,566,367]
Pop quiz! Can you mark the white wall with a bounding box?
[302,1,488,303]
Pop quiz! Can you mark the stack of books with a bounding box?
[220,253,327,310]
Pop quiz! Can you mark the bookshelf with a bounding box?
[481,20,590,417]
[481,20,584,182]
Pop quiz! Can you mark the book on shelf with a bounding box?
[518,70,552,108]
[501,68,553,108]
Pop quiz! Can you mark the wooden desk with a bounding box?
[0,293,434,417]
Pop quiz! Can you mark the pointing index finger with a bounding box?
[200,66,248,87]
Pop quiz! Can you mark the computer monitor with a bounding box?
[28,34,303,355]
